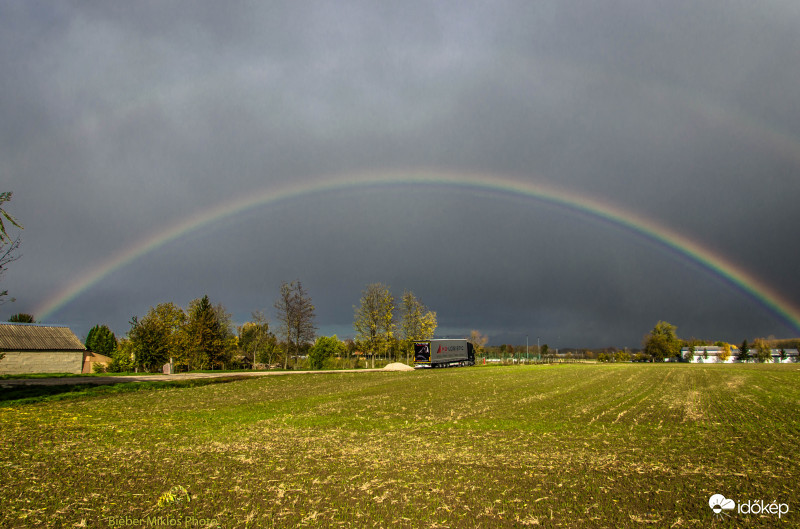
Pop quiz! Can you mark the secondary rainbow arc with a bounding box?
[32,170,800,334]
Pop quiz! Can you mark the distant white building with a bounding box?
[764,348,797,363]
[681,346,735,363]
[681,346,798,363]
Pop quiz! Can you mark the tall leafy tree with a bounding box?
[85,324,118,356]
[642,321,681,362]
[129,302,186,372]
[107,338,135,372]
[212,300,238,367]
[0,192,22,306]
[753,338,772,363]
[309,335,345,369]
[353,283,395,367]
[238,311,278,367]
[398,290,437,362]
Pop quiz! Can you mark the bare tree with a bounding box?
[0,192,22,306]
[469,330,489,356]
[289,280,316,364]
[0,192,22,243]
[274,280,317,369]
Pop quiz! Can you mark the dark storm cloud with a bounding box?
[1,1,799,346]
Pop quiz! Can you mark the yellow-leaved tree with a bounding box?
[354,283,395,368]
[398,290,437,363]
[716,343,732,362]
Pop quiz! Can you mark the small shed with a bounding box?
[82,351,113,373]
[0,322,86,375]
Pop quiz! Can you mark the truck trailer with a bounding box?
[414,339,475,368]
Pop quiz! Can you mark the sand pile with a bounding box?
[383,362,415,371]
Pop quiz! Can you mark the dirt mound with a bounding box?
[383,362,415,371]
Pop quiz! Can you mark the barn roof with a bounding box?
[0,322,86,351]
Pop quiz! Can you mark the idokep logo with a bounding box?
[709,494,790,519]
[709,494,735,518]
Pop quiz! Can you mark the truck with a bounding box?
[414,339,475,368]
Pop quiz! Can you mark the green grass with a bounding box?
[0,376,250,405]
[0,364,798,527]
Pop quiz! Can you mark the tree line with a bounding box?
[594,320,788,363]
[69,281,440,373]
[111,280,320,372]
[352,283,438,367]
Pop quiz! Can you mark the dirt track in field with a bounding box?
[0,368,392,387]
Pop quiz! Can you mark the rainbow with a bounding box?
[33,170,800,333]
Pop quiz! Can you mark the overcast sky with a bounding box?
[2,1,799,348]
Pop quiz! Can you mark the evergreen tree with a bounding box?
[739,339,750,362]
[85,324,117,356]
[186,295,225,370]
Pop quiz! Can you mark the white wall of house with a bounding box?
[0,351,84,374]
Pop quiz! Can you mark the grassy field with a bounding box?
[1,364,798,528]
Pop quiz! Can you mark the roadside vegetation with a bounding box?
[1,363,798,527]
